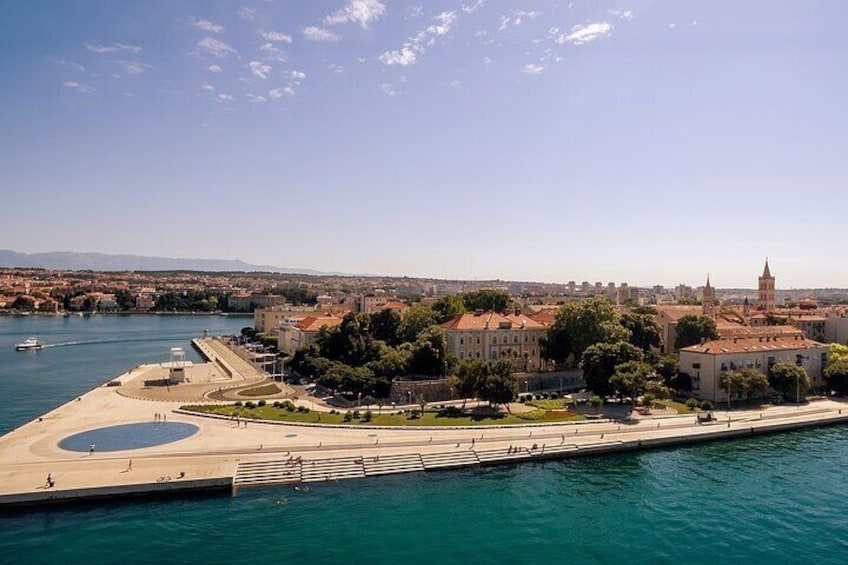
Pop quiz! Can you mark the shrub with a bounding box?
[284,401,295,412]
[700,400,714,411]
[686,398,698,411]
[258,399,266,407]
[329,409,338,415]
[353,410,361,419]
[272,401,281,408]
[409,409,421,419]
[234,401,243,407]
[343,411,353,422]
[244,401,256,409]
[363,410,373,422]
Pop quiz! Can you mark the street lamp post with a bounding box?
[524,380,529,393]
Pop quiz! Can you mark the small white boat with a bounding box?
[15,337,44,351]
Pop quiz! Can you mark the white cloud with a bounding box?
[379,11,457,66]
[201,83,215,91]
[511,10,540,26]
[462,0,486,14]
[208,64,222,73]
[185,17,223,34]
[55,59,86,72]
[379,47,417,66]
[118,60,153,75]
[269,87,296,100]
[380,83,399,96]
[668,23,677,29]
[286,70,306,81]
[607,9,634,21]
[259,30,292,43]
[522,63,544,74]
[246,93,267,103]
[483,56,492,65]
[302,26,340,42]
[249,61,272,79]
[63,81,96,93]
[259,42,287,62]
[196,37,237,58]
[325,0,386,29]
[85,42,142,54]
[553,22,613,45]
[239,6,256,20]
[218,93,233,101]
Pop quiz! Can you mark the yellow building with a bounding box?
[680,335,828,402]
[441,311,547,371]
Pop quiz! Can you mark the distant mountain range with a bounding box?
[0,249,335,276]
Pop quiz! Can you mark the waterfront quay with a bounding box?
[1,338,848,507]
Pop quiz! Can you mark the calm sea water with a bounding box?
[1,315,847,564]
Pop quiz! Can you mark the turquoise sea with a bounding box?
[1,315,847,564]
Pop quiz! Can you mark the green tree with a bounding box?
[621,312,662,353]
[370,308,402,346]
[407,326,447,376]
[739,368,770,401]
[655,354,680,386]
[366,343,410,379]
[318,313,377,366]
[398,304,438,343]
[115,289,135,310]
[824,360,848,396]
[476,359,517,410]
[830,343,848,364]
[462,289,511,313]
[580,341,644,397]
[450,359,487,407]
[769,362,810,402]
[674,315,720,350]
[11,295,36,311]
[431,294,467,324]
[610,360,653,411]
[719,370,746,407]
[543,298,631,366]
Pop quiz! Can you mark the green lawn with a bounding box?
[654,400,696,414]
[238,384,282,397]
[181,404,586,426]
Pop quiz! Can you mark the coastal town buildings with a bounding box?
[277,314,343,355]
[680,335,828,403]
[441,311,547,371]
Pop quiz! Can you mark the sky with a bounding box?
[1,1,846,288]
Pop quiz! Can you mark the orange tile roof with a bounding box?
[294,315,342,332]
[654,305,704,321]
[441,311,546,331]
[681,335,826,355]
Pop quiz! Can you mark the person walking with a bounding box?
[127,459,133,471]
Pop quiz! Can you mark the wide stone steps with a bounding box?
[300,457,367,483]
[234,459,302,486]
[420,450,481,470]
[362,453,425,476]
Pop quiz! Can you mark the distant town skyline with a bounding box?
[2,1,846,288]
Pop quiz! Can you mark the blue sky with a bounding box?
[1,1,846,288]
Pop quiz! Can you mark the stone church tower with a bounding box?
[702,275,715,316]
[758,259,776,312]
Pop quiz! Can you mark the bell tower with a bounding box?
[758,259,775,312]
[702,275,715,316]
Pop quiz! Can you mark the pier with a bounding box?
[1,338,848,507]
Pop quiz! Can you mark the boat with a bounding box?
[15,337,44,351]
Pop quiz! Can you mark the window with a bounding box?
[513,335,519,344]
[721,363,727,371]
[476,337,480,344]
[524,335,528,343]
[460,338,464,345]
